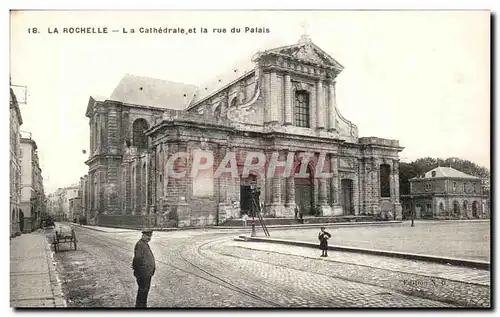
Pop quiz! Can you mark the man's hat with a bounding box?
[142,230,153,236]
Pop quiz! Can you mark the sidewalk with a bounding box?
[10,231,65,308]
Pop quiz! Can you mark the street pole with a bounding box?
[411,209,415,227]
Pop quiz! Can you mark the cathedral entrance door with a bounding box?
[294,164,313,216]
[341,179,353,215]
[240,186,252,216]
[295,183,312,215]
[472,201,479,218]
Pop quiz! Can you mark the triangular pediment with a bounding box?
[261,38,344,72]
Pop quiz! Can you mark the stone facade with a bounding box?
[85,36,404,228]
[400,166,489,219]
[20,137,45,232]
[10,88,23,237]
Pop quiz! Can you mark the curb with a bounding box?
[239,236,490,270]
[44,238,66,307]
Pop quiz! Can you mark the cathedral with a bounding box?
[84,35,404,228]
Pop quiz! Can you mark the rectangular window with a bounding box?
[294,91,310,128]
[380,164,391,197]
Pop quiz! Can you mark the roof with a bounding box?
[189,37,289,107]
[109,74,198,110]
[411,166,480,180]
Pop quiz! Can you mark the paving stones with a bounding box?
[50,226,489,308]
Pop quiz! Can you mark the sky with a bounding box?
[10,10,490,194]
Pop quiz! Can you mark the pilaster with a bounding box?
[327,81,337,131]
[270,72,281,123]
[284,74,292,125]
[330,154,342,215]
[316,80,325,129]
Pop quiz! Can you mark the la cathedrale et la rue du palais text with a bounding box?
[45,26,271,34]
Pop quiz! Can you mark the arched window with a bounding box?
[132,119,149,149]
[452,182,457,193]
[230,97,237,108]
[294,90,310,128]
[453,200,459,215]
[214,105,222,118]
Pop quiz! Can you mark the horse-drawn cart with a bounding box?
[52,224,77,252]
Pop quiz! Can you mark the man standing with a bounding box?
[132,230,156,308]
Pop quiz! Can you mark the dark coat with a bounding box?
[318,231,331,250]
[132,239,156,279]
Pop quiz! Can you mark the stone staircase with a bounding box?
[220,215,376,227]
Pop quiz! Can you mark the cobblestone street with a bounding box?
[46,224,490,308]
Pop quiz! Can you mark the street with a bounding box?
[45,224,490,308]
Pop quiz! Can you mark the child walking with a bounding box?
[318,227,331,257]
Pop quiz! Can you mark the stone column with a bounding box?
[310,84,317,129]
[284,74,292,125]
[393,159,402,220]
[316,80,325,130]
[270,72,281,123]
[285,177,295,207]
[328,81,337,131]
[99,110,106,152]
[89,120,93,157]
[216,144,230,225]
[94,113,100,154]
[329,155,342,215]
[317,179,331,216]
[371,158,380,216]
[263,72,271,123]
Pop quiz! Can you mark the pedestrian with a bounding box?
[242,212,248,228]
[294,205,299,219]
[318,227,331,257]
[132,230,156,308]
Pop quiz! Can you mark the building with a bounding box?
[85,35,404,228]
[400,166,489,219]
[10,88,23,237]
[20,136,45,232]
[47,188,66,221]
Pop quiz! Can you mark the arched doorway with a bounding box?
[132,119,149,150]
[472,201,479,218]
[294,164,313,215]
[341,179,353,215]
[19,209,24,232]
[463,200,468,218]
[453,200,460,217]
[240,174,258,217]
[439,202,444,216]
